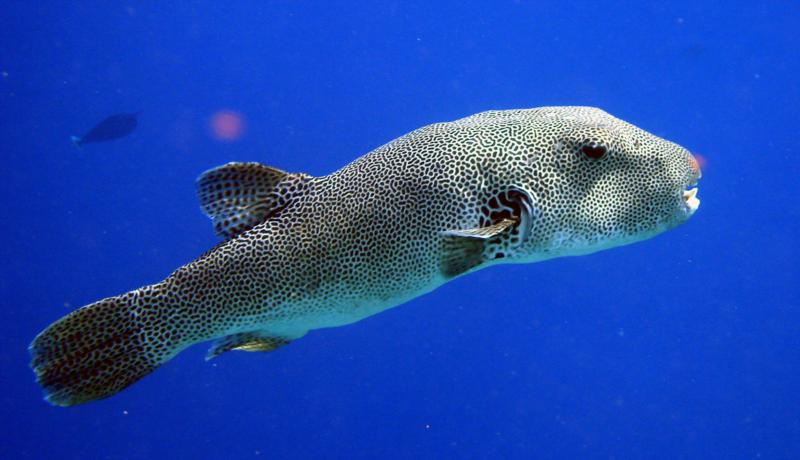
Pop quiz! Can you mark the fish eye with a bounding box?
[581,143,607,159]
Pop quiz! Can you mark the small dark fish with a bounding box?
[71,112,138,147]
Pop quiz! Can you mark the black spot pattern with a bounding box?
[29,106,700,406]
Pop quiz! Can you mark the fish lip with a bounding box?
[679,162,702,216]
[682,185,700,215]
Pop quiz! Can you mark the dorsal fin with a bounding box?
[196,162,309,239]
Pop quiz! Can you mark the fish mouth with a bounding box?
[683,187,700,214]
[682,157,701,215]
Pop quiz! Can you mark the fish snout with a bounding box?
[681,154,702,215]
[682,187,700,215]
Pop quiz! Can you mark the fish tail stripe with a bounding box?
[29,287,173,406]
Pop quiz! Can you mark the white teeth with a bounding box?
[683,188,700,212]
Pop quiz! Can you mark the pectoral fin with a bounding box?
[440,187,536,278]
[205,332,291,361]
[442,218,516,239]
[440,235,486,278]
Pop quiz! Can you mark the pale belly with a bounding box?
[250,274,449,338]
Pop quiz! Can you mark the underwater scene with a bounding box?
[1,1,798,459]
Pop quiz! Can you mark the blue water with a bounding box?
[1,2,798,459]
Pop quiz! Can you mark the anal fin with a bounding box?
[205,332,291,361]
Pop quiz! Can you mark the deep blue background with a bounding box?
[1,1,798,459]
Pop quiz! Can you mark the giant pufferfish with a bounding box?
[30,106,701,406]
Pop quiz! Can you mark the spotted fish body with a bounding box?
[30,107,701,406]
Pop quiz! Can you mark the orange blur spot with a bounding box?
[690,154,707,174]
[209,110,245,142]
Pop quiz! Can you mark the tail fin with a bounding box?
[29,287,175,406]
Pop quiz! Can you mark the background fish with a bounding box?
[71,112,138,147]
[30,107,700,406]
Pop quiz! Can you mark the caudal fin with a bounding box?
[29,287,175,406]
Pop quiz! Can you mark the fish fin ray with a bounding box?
[29,286,174,406]
[441,218,516,239]
[196,162,309,240]
[440,233,488,278]
[439,186,537,278]
[205,332,291,361]
[441,219,518,278]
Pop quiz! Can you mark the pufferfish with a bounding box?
[30,107,701,406]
